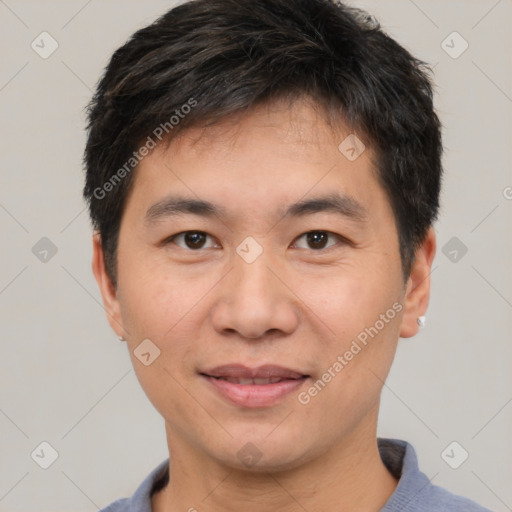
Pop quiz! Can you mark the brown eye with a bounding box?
[306,232,329,249]
[169,231,216,250]
[294,231,340,250]
[184,232,206,249]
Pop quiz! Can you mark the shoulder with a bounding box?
[418,483,492,511]
[98,458,169,512]
[378,438,491,512]
[98,497,130,512]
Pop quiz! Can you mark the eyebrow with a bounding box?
[144,193,367,225]
[283,194,367,221]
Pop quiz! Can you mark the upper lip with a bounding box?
[201,364,307,380]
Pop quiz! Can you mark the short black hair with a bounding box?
[83,0,442,286]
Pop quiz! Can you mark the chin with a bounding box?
[212,434,317,474]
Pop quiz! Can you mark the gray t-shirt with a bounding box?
[99,438,491,511]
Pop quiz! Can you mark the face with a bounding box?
[94,98,434,472]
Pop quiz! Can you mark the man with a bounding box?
[84,0,490,510]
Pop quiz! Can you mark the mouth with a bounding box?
[200,364,310,408]
[208,376,296,385]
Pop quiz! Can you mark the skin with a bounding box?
[93,97,436,512]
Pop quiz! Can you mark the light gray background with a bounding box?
[0,0,511,511]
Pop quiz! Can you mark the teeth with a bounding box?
[221,377,285,385]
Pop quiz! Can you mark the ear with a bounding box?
[91,233,126,339]
[400,227,437,338]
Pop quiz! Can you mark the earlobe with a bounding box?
[91,233,126,339]
[399,227,436,338]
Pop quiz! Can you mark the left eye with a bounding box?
[293,231,341,250]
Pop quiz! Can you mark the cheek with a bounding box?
[295,265,401,346]
[117,259,205,340]
[116,264,207,418]
[117,262,218,384]
[295,265,403,403]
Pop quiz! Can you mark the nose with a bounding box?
[210,251,300,340]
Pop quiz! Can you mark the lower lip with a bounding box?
[203,376,308,408]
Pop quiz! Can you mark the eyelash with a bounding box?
[164,230,346,252]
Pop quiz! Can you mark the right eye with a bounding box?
[163,231,219,250]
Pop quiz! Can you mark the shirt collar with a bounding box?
[126,437,425,512]
[378,438,431,511]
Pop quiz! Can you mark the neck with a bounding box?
[152,415,398,512]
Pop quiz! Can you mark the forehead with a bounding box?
[125,97,389,225]
[169,97,364,156]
